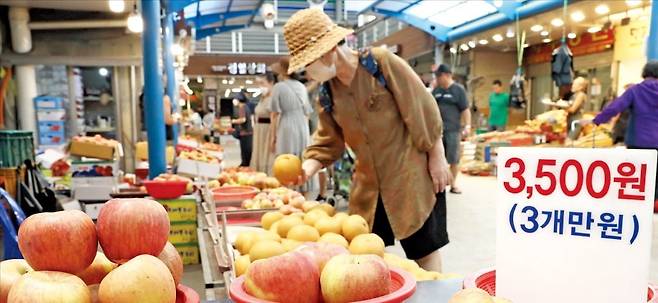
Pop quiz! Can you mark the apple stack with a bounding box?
[153,192,200,265]
[0,198,185,303]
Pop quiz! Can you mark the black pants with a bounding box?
[239,135,253,167]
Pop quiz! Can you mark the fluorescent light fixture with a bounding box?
[587,26,602,33]
[567,32,577,39]
[492,34,504,42]
[98,67,109,77]
[171,43,183,56]
[551,18,564,27]
[108,0,125,13]
[224,89,230,98]
[460,44,469,51]
[595,4,610,15]
[506,29,515,38]
[245,79,253,85]
[540,30,549,37]
[196,76,202,83]
[222,79,228,84]
[530,24,543,32]
[542,38,551,43]
[468,40,476,48]
[449,47,457,54]
[479,39,489,45]
[571,11,585,22]
[231,88,242,93]
[127,11,143,33]
[626,0,642,7]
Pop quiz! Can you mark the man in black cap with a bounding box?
[433,64,471,194]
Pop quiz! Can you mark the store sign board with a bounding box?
[525,28,615,64]
[496,147,655,303]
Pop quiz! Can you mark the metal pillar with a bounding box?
[163,13,178,145]
[648,0,658,60]
[141,0,166,178]
[9,7,37,135]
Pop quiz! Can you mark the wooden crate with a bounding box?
[0,167,25,199]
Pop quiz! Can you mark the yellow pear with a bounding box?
[260,212,284,230]
[303,209,329,226]
[276,216,304,238]
[348,233,385,257]
[249,240,286,261]
[318,232,349,248]
[286,224,320,242]
[341,214,369,242]
[234,254,250,277]
[314,217,342,235]
[235,231,259,255]
[281,239,302,252]
[310,203,335,216]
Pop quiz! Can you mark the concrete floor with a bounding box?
[180,139,658,300]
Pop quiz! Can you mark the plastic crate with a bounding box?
[169,221,198,244]
[37,109,66,121]
[174,243,199,265]
[34,96,64,109]
[39,131,66,145]
[38,121,66,133]
[0,131,34,168]
[157,196,197,222]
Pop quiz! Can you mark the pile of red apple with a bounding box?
[0,198,183,303]
[238,242,392,303]
[72,135,118,147]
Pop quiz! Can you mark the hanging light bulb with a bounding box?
[567,32,577,39]
[479,39,489,45]
[506,29,515,38]
[108,0,125,13]
[551,18,564,27]
[460,44,469,51]
[540,30,549,37]
[127,6,143,33]
[492,34,504,42]
[449,47,457,54]
[587,26,602,33]
[468,40,477,48]
[196,76,203,83]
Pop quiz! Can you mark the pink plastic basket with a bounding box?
[142,180,187,199]
[176,284,200,303]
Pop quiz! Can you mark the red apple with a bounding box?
[0,259,33,303]
[75,251,117,285]
[157,242,184,285]
[245,251,320,302]
[320,254,391,303]
[98,255,175,303]
[272,154,302,186]
[88,284,100,303]
[18,210,97,273]
[7,271,90,303]
[295,242,349,272]
[96,198,170,264]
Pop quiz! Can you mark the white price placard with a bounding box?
[496,147,656,303]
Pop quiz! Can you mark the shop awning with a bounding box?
[352,0,567,42]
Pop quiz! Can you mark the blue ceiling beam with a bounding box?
[222,0,235,27]
[186,9,255,28]
[483,0,522,20]
[164,0,198,14]
[400,0,422,13]
[447,0,566,42]
[196,24,247,40]
[373,7,449,42]
[248,0,266,27]
[358,0,386,16]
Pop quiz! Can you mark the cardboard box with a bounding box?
[177,158,221,179]
[157,196,197,222]
[69,140,119,160]
[169,221,198,244]
[174,243,199,265]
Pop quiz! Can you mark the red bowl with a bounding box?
[142,180,188,199]
[176,284,200,303]
[213,186,259,204]
[463,268,658,302]
[229,267,416,303]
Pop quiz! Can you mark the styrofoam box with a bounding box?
[80,201,106,220]
[37,109,66,121]
[72,176,117,187]
[74,186,114,201]
[177,158,221,178]
[34,96,64,110]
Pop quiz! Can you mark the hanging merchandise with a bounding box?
[551,0,574,89]
[509,14,527,109]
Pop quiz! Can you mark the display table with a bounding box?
[209,279,463,303]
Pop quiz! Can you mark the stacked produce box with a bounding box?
[157,194,200,265]
[35,96,67,148]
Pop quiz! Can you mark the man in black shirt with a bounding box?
[432,64,471,194]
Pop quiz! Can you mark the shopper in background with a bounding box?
[139,87,178,141]
[232,91,253,167]
[565,76,588,140]
[250,72,276,175]
[586,61,658,201]
[269,57,316,195]
[488,79,509,131]
[433,64,470,195]
[285,9,450,272]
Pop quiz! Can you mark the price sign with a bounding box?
[496,147,656,303]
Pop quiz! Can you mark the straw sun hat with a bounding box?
[283,8,353,74]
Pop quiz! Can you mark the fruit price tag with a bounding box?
[496,147,656,303]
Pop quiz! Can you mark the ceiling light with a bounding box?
[171,43,183,56]
[530,24,543,32]
[595,4,610,15]
[460,44,469,51]
[245,79,253,85]
[506,29,515,38]
[571,11,585,22]
[551,18,564,27]
[231,88,242,93]
[542,38,552,43]
[196,76,203,83]
[479,39,489,45]
[222,79,228,84]
[587,26,602,33]
[626,0,642,7]
[224,89,230,98]
[468,41,476,48]
[492,34,504,42]
[108,0,125,13]
[127,11,143,33]
[449,47,457,54]
[540,30,549,36]
[98,67,109,77]
[567,32,577,39]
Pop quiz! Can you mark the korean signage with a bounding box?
[496,147,656,303]
[525,28,615,65]
[210,63,267,75]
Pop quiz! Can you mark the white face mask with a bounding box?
[306,56,336,83]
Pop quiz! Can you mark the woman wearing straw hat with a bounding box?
[285,8,451,271]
